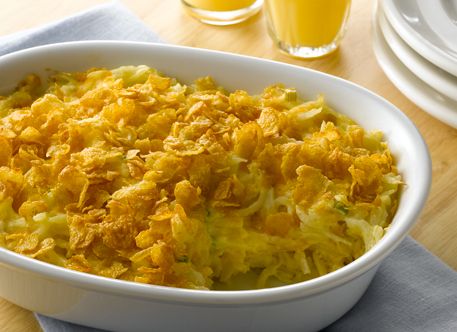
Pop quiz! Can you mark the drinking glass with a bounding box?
[264,0,351,58]
[182,0,263,25]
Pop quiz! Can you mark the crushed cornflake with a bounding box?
[0,65,401,290]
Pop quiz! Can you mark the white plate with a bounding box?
[378,8,457,102]
[381,0,457,76]
[373,7,457,129]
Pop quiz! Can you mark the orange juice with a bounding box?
[185,0,257,11]
[264,0,351,57]
[182,0,262,25]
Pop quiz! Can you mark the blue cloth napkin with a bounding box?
[0,1,161,56]
[1,2,456,331]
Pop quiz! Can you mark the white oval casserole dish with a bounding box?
[0,41,431,332]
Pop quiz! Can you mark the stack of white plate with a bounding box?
[373,0,457,128]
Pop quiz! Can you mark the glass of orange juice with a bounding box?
[264,0,351,58]
[182,0,263,25]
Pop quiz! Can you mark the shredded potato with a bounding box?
[0,66,401,290]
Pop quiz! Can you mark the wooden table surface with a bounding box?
[0,0,456,331]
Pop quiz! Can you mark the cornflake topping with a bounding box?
[0,66,401,290]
